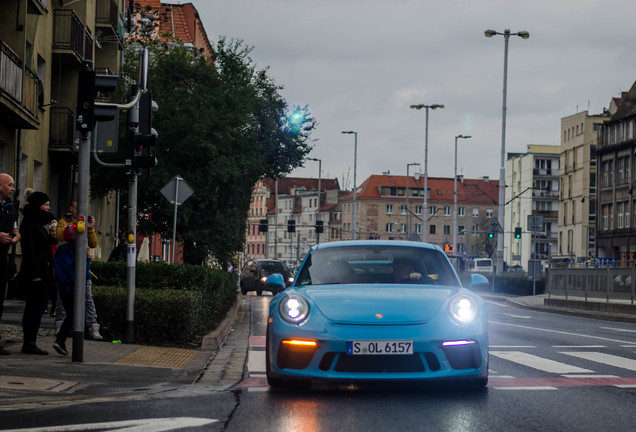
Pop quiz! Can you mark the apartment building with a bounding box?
[340,174,499,257]
[244,177,340,268]
[1,0,125,259]
[558,110,607,262]
[505,145,560,271]
[596,81,636,265]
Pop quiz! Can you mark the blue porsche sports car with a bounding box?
[265,240,489,389]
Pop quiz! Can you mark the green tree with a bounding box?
[91,38,315,265]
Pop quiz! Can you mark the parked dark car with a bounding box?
[239,259,294,296]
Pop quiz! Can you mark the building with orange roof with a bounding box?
[130,1,213,58]
[340,174,499,259]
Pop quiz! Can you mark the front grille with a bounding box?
[334,354,425,373]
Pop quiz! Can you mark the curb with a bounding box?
[504,297,636,324]
[200,292,243,352]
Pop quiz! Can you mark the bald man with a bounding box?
[0,174,20,355]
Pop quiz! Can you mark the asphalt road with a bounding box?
[1,295,636,432]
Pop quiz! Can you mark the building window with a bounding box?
[415,224,422,234]
[472,208,479,217]
[399,224,406,233]
[415,205,422,215]
[386,223,393,233]
[386,204,393,214]
[458,207,465,217]
[400,205,407,215]
[444,206,451,216]
[486,208,493,218]
[429,206,437,216]
[444,225,450,235]
[429,224,436,234]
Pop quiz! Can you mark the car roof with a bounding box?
[309,240,443,253]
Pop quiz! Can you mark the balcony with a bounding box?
[53,9,84,62]
[0,41,39,129]
[96,0,124,49]
[49,106,75,151]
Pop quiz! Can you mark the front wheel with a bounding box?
[256,290,263,296]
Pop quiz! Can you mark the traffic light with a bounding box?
[315,220,324,233]
[133,92,158,173]
[76,60,119,133]
[258,219,268,233]
[488,232,495,239]
[287,220,296,233]
[514,227,522,239]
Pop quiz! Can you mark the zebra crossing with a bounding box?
[238,337,636,391]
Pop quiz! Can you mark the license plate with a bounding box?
[346,340,413,355]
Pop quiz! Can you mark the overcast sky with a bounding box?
[186,0,636,189]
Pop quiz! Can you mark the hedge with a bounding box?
[90,261,238,347]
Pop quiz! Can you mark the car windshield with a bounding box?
[259,261,288,274]
[295,245,459,287]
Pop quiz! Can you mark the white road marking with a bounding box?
[502,313,532,319]
[490,346,536,349]
[1,417,217,432]
[248,350,266,374]
[490,351,593,374]
[601,327,636,334]
[493,386,557,391]
[551,345,605,349]
[488,320,635,345]
[560,351,636,372]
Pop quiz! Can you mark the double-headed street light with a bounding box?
[409,103,444,242]
[484,28,529,273]
[453,135,471,257]
[406,162,420,239]
[341,131,358,240]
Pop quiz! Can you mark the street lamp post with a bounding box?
[453,135,471,256]
[410,103,444,242]
[341,131,358,240]
[484,28,529,273]
[307,157,322,242]
[406,162,420,239]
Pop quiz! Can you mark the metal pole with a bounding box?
[126,173,137,343]
[423,107,429,242]
[453,135,470,255]
[352,132,358,240]
[406,164,410,238]
[172,176,181,264]
[72,131,90,362]
[497,32,510,276]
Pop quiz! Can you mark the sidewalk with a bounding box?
[0,294,248,409]
[1,291,635,408]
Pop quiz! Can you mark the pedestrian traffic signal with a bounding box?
[315,220,324,233]
[258,219,268,233]
[488,232,494,239]
[514,227,522,239]
[444,244,454,253]
[287,220,296,233]
[76,60,119,133]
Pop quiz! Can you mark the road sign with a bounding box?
[161,175,193,205]
[527,214,544,231]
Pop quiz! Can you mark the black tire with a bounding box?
[240,282,247,295]
[256,290,263,296]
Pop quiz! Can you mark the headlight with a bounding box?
[449,294,478,324]
[261,276,268,283]
[279,294,310,324]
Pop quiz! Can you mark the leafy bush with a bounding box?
[91,262,238,347]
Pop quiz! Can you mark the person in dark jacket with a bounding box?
[19,191,56,355]
[0,173,20,355]
[52,224,91,356]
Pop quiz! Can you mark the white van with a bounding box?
[471,258,494,274]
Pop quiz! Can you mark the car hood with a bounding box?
[303,285,457,325]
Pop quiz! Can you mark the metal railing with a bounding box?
[0,41,23,103]
[546,266,636,304]
[49,106,75,150]
[53,9,84,59]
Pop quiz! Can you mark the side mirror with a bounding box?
[468,273,489,290]
[266,273,286,292]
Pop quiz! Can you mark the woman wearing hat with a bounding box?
[19,191,56,355]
